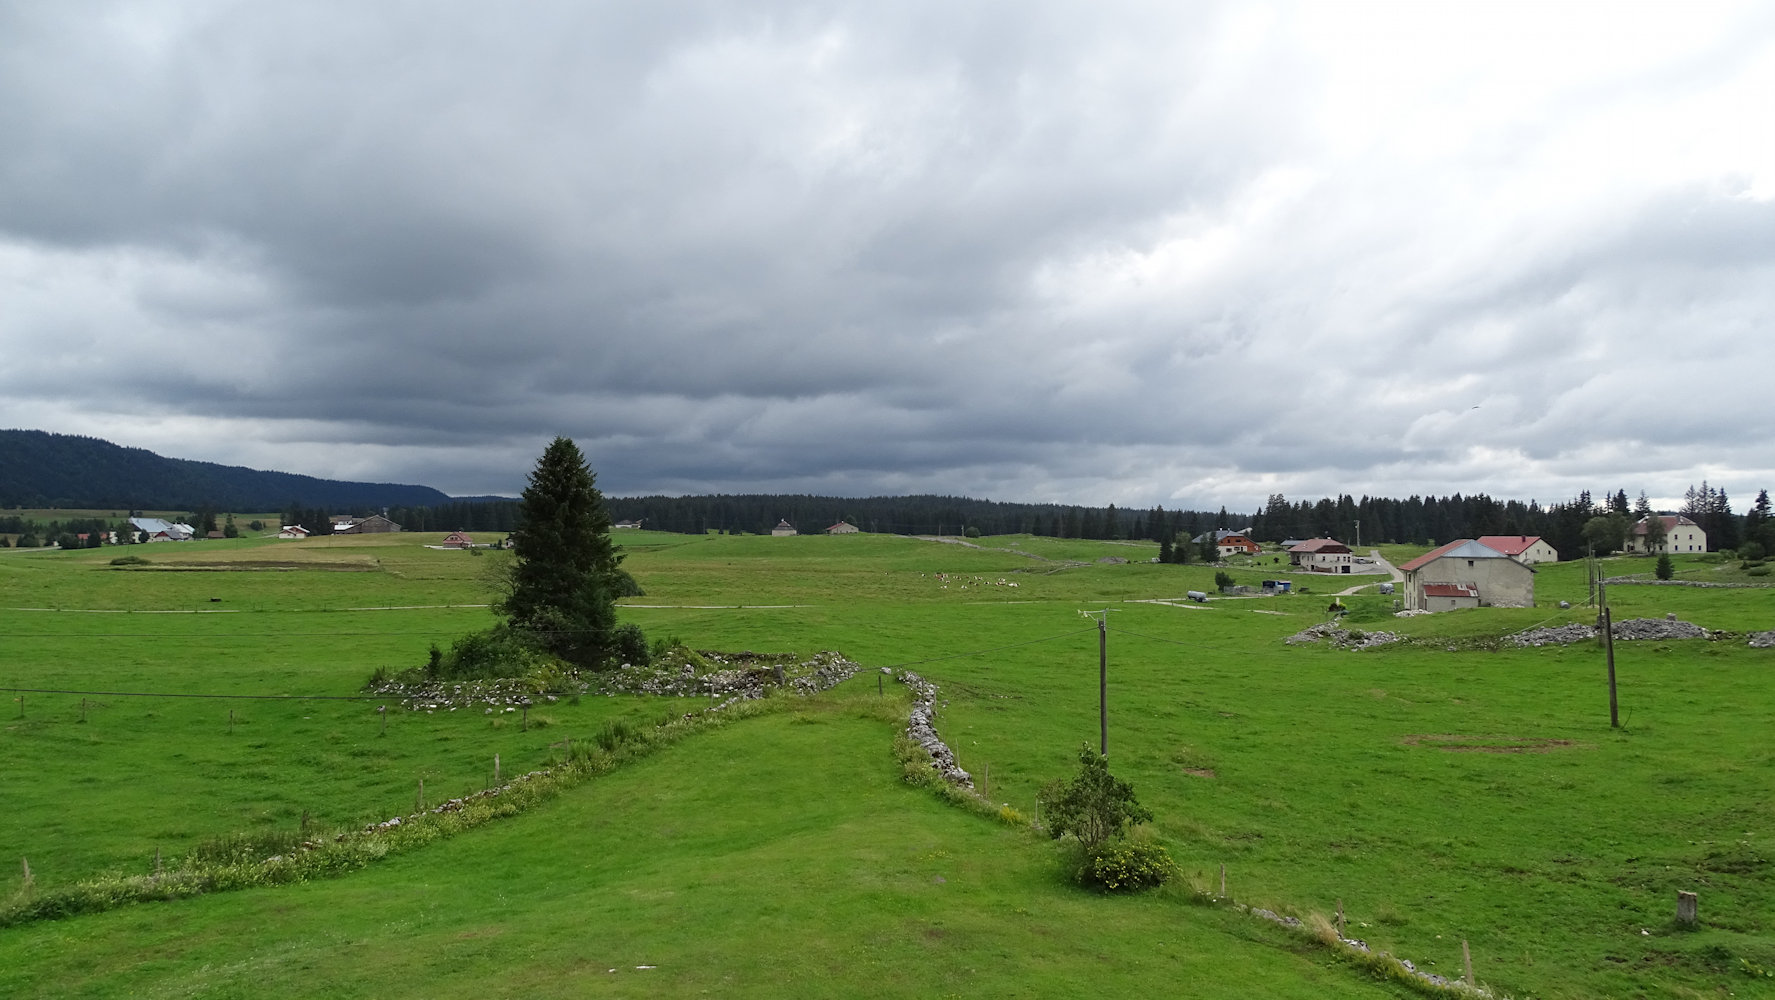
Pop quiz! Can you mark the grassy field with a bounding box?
[2,530,1773,997]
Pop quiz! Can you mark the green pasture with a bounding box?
[2,530,1773,998]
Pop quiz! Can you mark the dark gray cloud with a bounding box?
[2,1,1773,512]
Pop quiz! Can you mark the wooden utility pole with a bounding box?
[1099,615,1108,757]
[1604,606,1619,728]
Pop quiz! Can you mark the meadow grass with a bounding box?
[2,530,1772,997]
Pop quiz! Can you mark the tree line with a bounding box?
[14,483,1774,561]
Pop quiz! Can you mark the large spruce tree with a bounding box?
[500,437,626,667]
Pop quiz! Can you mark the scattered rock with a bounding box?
[1284,622,1401,650]
[1510,617,1712,646]
[1749,631,1775,648]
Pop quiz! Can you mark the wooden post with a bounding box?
[1677,890,1698,926]
[1336,899,1344,936]
[416,778,425,813]
[521,703,528,730]
[154,847,162,874]
[1604,607,1619,727]
[229,708,235,735]
[81,697,87,723]
[878,673,883,696]
[1219,863,1226,898]
[1463,939,1474,986]
[983,763,989,799]
[20,856,30,887]
[379,705,387,736]
[494,753,501,784]
[1099,617,1108,757]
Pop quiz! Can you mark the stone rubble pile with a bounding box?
[1236,905,1480,994]
[1509,617,1712,646]
[593,650,859,705]
[1283,622,1402,650]
[366,676,573,712]
[1609,617,1711,640]
[898,669,973,787]
[1749,631,1775,648]
[1508,623,1597,647]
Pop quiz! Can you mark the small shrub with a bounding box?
[612,623,649,667]
[964,526,981,538]
[996,804,1026,825]
[1214,571,1236,591]
[1749,566,1771,577]
[1655,553,1674,580]
[1038,745,1152,849]
[108,555,151,567]
[1075,839,1178,892]
[593,717,640,752]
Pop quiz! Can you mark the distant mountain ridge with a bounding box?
[0,429,492,511]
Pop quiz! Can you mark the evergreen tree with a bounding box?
[1633,491,1653,520]
[1746,489,1774,555]
[500,437,628,668]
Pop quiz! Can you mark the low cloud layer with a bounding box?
[3,2,1772,512]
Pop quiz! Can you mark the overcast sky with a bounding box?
[3,2,1772,512]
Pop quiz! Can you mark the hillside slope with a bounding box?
[0,429,457,510]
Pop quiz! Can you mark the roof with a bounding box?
[1399,538,1514,572]
[1475,535,1545,556]
[1632,514,1699,535]
[1194,529,1256,543]
[1423,583,1480,599]
[1289,538,1349,553]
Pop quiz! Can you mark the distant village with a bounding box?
[7,496,1731,617]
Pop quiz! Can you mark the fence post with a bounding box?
[1463,939,1474,986]
[1677,890,1698,926]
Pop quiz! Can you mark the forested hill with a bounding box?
[0,429,460,510]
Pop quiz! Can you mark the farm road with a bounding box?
[1332,550,1404,596]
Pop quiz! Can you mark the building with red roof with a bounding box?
[1400,539,1534,611]
[1475,535,1559,565]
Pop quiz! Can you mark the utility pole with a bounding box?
[1604,606,1619,727]
[1098,613,1109,757]
[1354,520,1361,549]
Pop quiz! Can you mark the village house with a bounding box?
[1421,583,1481,612]
[1625,515,1707,555]
[1288,537,1354,573]
[131,517,195,542]
[441,531,474,549]
[1475,535,1560,565]
[1192,528,1261,557]
[276,525,310,540]
[334,514,402,534]
[613,519,643,530]
[825,521,860,535]
[1400,539,1535,610]
[771,519,798,537]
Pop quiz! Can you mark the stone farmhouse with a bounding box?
[1400,539,1535,611]
[1288,537,1355,573]
[333,514,402,534]
[825,521,860,534]
[1475,535,1559,565]
[1192,528,1261,557]
[771,519,798,537]
[1625,515,1707,555]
